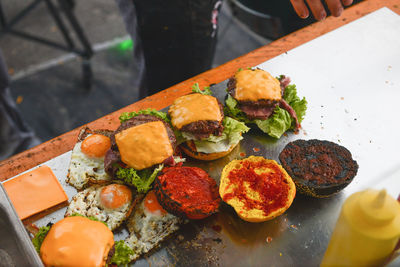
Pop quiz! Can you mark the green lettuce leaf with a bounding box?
[173,128,186,145]
[224,79,307,138]
[224,95,251,123]
[116,164,164,193]
[254,106,292,139]
[32,226,51,253]
[110,240,135,266]
[283,84,307,125]
[182,117,249,153]
[192,83,212,95]
[119,109,170,124]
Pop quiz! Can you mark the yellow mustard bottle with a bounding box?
[321,189,400,267]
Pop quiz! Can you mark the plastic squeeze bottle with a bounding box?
[321,189,400,267]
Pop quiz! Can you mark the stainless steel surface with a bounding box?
[0,184,44,267]
[7,7,400,267]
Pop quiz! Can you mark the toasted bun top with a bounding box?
[40,216,114,267]
[169,93,222,129]
[234,69,281,102]
[115,121,173,170]
[220,156,296,222]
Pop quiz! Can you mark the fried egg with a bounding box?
[67,133,112,190]
[65,184,134,231]
[125,190,184,261]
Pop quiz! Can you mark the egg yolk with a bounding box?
[144,191,167,216]
[100,184,132,210]
[81,134,111,158]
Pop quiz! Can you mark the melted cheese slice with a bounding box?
[3,165,68,220]
[234,69,281,101]
[115,121,173,170]
[40,216,114,267]
[169,94,222,129]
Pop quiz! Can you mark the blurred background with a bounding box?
[0,0,359,146]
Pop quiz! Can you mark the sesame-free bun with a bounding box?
[219,156,296,223]
[180,140,238,161]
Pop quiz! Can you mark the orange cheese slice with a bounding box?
[3,165,68,220]
[234,69,281,101]
[40,216,114,267]
[169,93,222,129]
[115,121,173,170]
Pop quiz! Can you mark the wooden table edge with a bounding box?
[1,0,399,181]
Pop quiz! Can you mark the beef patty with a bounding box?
[179,100,225,140]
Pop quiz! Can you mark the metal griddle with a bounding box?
[4,8,400,266]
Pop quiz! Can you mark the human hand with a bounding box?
[290,0,353,21]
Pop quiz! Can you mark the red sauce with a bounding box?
[239,152,246,157]
[223,160,289,216]
[252,147,260,152]
[158,167,220,217]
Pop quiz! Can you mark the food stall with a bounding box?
[0,0,399,266]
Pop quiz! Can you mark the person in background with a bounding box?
[116,0,223,98]
[116,0,353,98]
[0,0,351,160]
[0,50,40,161]
[291,0,353,21]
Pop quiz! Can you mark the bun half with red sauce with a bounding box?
[154,166,221,219]
[220,156,296,222]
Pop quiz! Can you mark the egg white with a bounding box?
[125,195,184,261]
[65,185,132,231]
[66,136,111,190]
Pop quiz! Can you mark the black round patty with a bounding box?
[279,139,358,197]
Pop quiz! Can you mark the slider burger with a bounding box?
[33,216,132,266]
[169,85,249,161]
[225,68,307,139]
[104,110,184,193]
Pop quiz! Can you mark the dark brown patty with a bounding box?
[179,100,224,139]
[279,139,358,197]
[106,244,115,266]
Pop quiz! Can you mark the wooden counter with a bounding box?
[1,0,399,181]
